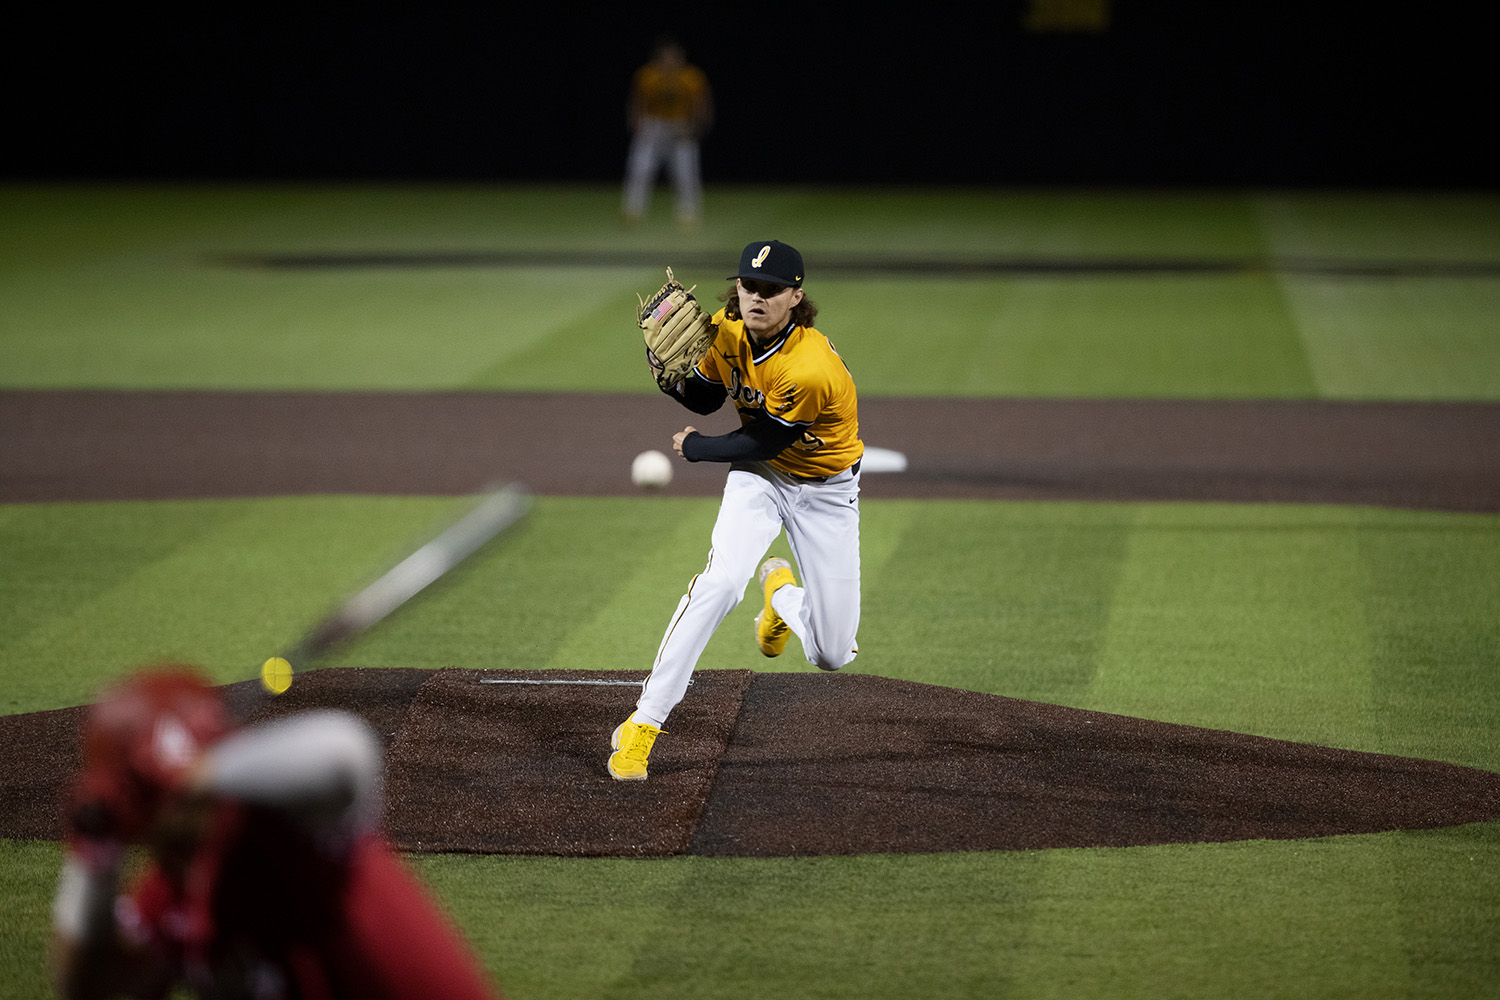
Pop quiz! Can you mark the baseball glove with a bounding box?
[638,267,716,391]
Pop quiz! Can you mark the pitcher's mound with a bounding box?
[4,668,1498,857]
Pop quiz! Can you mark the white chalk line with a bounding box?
[477,678,658,687]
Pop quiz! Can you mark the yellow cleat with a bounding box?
[755,557,796,657]
[608,713,664,781]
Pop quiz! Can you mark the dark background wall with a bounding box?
[7,3,1494,188]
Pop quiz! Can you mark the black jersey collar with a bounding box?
[751,320,797,365]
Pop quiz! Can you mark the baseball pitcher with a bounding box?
[615,240,863,780]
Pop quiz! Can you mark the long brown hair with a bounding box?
[719,283,819,327]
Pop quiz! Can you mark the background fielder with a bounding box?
[620,37,713,228]
[610,240,862,780]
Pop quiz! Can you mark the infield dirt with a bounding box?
[3,391,1498,510]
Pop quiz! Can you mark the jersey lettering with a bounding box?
[727,366,765,409]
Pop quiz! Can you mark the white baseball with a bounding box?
[631,449,673,489]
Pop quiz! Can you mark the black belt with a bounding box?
[791,458,860,484]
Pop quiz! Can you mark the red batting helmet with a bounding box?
[74,666,232,840]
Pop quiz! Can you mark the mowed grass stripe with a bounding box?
[296,497,719,676]
[852,501,1129,703]
[9,498,1497,744]
[10,826,1498,1000]
[0,840,55,999]
[1359,512,1500,770]
[813,275,1321,400]
[599,853,1042,999]
[1087,504,1376,748]
[0,497,457,712]
[1009,837,1412,1000]
[1278,277,1500,401]
[1254,192,1500,403]
[407,853,702,1000]
[537,501,724,675]
[1390,822,1500,998]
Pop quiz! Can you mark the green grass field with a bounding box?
[2,184,1498,998]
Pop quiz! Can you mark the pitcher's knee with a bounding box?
[808,645,858,673]
[695,565,748,610]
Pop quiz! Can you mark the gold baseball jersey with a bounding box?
[631,64,710,122]
[697,309,862,479]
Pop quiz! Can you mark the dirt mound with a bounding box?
[6,668,1498,857]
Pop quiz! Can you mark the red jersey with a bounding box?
[122,805,498,1000]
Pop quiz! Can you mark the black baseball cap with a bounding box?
[728,240,804,288]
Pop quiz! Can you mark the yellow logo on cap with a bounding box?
[752,245,771,269]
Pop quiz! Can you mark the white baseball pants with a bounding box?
[622,117,702,221]
[634,462,861,727]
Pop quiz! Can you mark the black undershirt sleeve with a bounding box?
[660,364,803,462]
[660,367,728,415]
[680,418,804,463]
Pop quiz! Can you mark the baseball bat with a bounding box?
[235,483,531,715]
